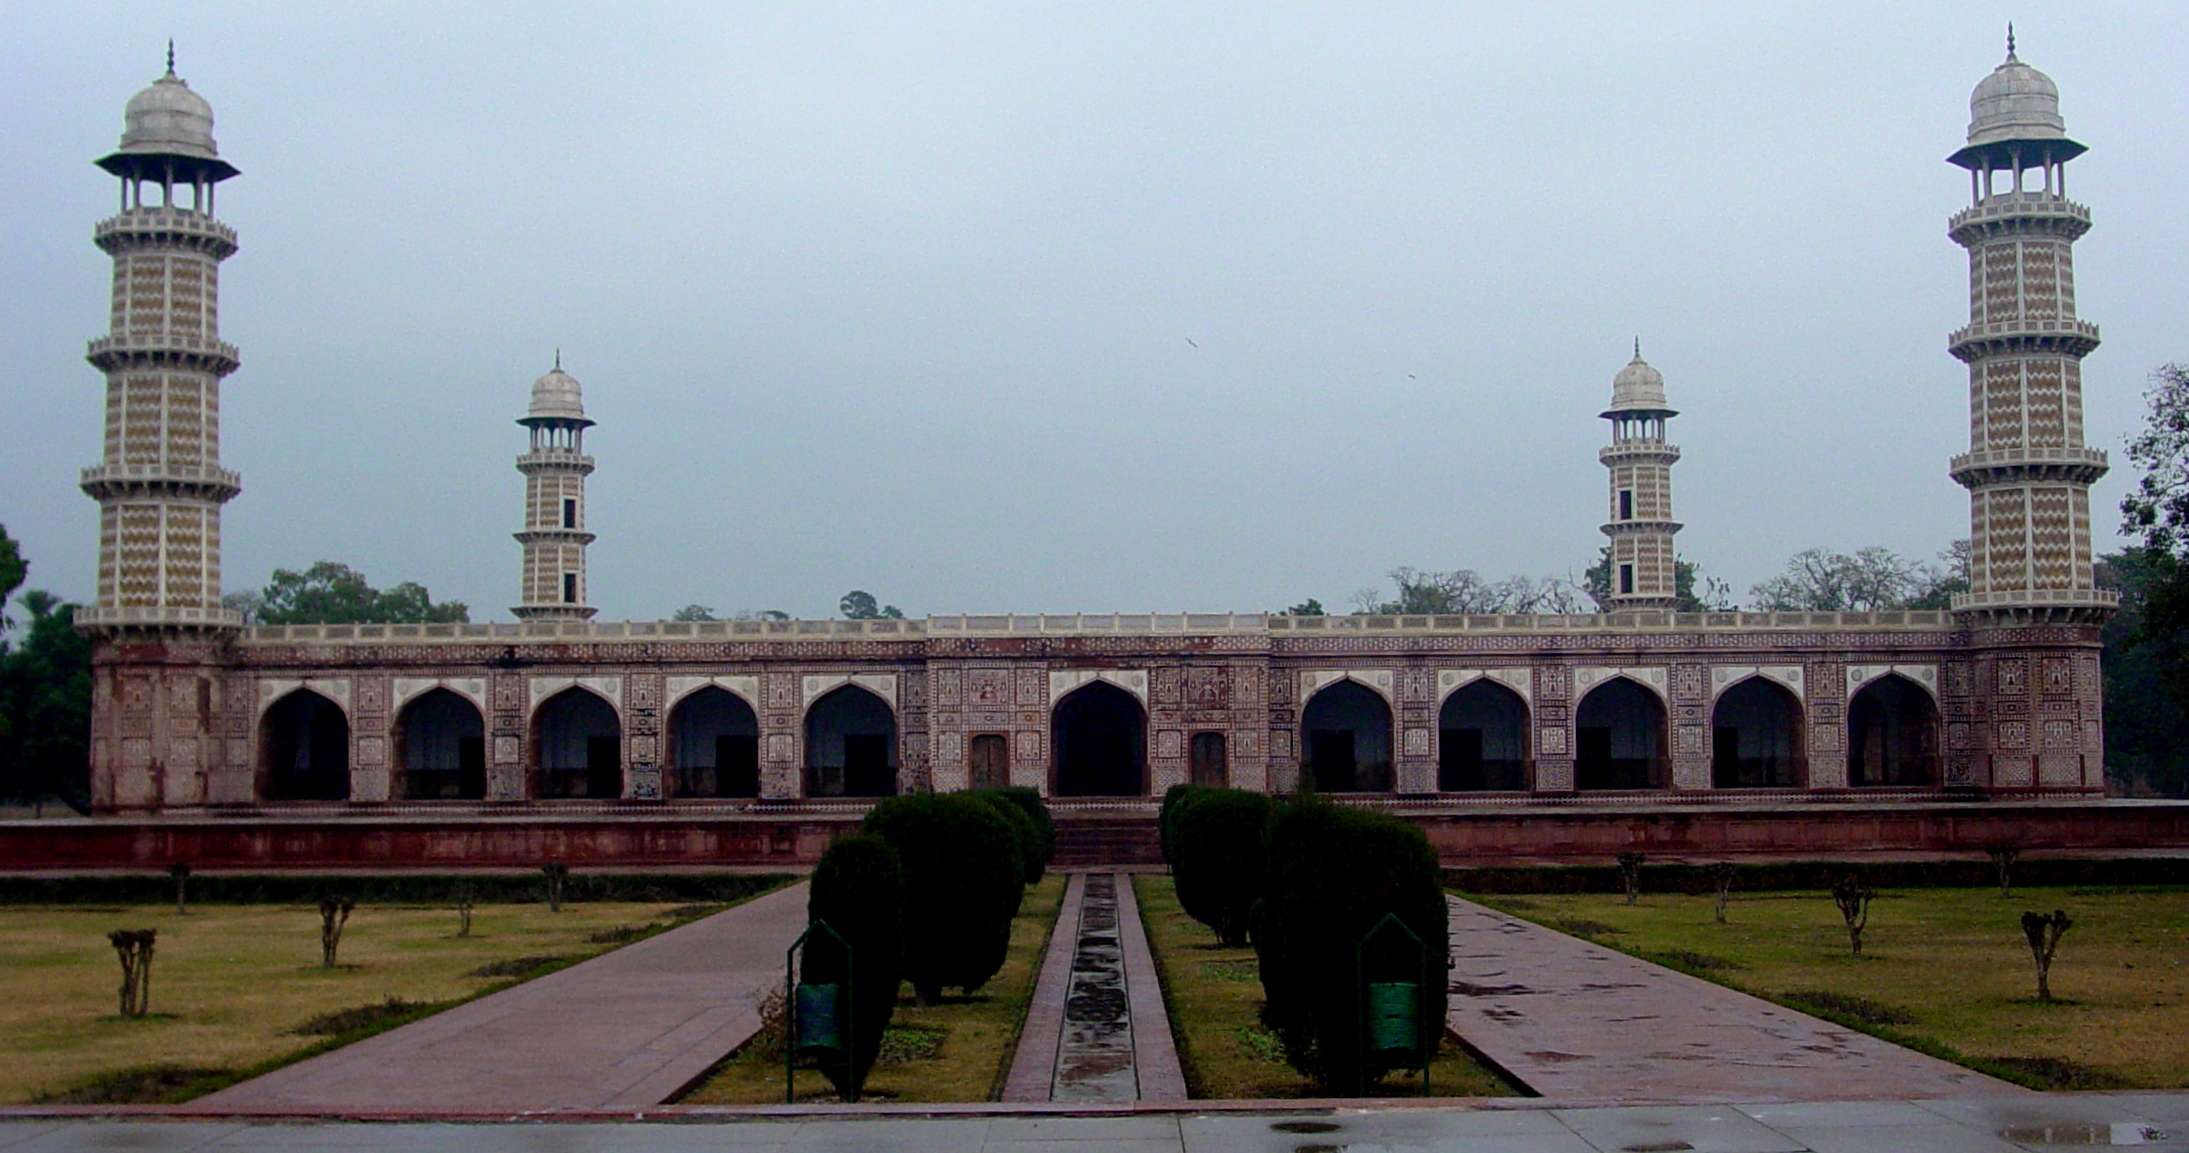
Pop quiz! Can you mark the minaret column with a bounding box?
[512,360,599,622]
[1599,346,1684,613]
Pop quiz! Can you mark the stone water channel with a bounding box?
[1002,871,1186,1103]
[1054,874,1134,1100]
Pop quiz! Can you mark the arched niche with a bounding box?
[532,686,622,800]
[805,684,897,798]
[669,685,760,798]
[260,688,350,802]
[393,688,485,800]
[1052,680,1148,797]
[1711,677,1805,789]
[1301,679,1394,793]
[1575,677,1667,790]
[1849,673,1939,787]
[1438,678,1530,791]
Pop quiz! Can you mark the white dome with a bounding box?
[1605,350,1671,414]
[1967,56,2067,149]
[116,71,221,161]
[525,367,591,423]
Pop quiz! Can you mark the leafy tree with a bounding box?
[0,524,24,632]
[838,590,905,620]
[0,591,92,809]
[734,608,791,621]
[671,604,717,621]
[1580,548,1734,612]
[1281,598,1326,617]
[2122,363,2189,556]
[221,589,266,625]
[256,562,469,625]
[1747,545,1964,612]
[1354,567,1587,615]
[2097,551,2189,796]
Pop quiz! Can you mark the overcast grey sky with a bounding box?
[4,3,2185,621]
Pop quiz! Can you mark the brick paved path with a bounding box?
[191,882,810,1113]
[1444,895,2024,1104]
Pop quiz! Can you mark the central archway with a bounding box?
[1575,678,1666,790]
[1301,679,1393,793]
[532,687,622,799]
[1438,679,1530,791]
[669,686,760,798]
[1848,674,1939,786]
[260,688,350,801]
[1712,678,1805,789]
[393,688,485,800]
[1052,681,1147,797]
[805,685,897,798]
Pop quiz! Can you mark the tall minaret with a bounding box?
[512,358,597,620]
[78,49,244,633]
[1599,345,1683,611]
[1946,32,2111,615]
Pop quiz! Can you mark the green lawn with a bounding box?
[1135,875,1515,1099]
[1463,885,2189,1090]
[0,895,767,1103]
[680,872,1067,1103]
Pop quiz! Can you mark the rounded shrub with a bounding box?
[1158,783,1207,863]
[803,833,904,1097]
[1170,787,1274,947]
[969,789,1045,887]
[980,786,1055,869]
[1253,798,1448,1093]
[864,792,1022,1002]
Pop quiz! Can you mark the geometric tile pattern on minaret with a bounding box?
[1599,344,1684,611]
[511,357,598,620]
[78,50,245,633]
[1945,31,2113,616]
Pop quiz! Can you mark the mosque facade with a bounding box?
[73,44,2123,834]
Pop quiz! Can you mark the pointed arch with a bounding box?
[669,684,760,798]
[259,687,350,802]
[1438,678,1531,791]
[1575,675,1667,790]
[1849,673,1939,787]
[1301,678,1394,793]
[531,685,622,800]
[1710,675,1805,789]
[805,683,897,798]
[393,687,486,800]
[1052,680,1148,797]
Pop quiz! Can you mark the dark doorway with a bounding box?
[260,689,350,801]
[970,734,1009,790]
[1848,674,1939,786]
[1711,678,1805,789]
[1053,681,1147,796]
[1189,732,1228,787]
[668,686,761,798]
[1438,679,1530,791]
[394,688,485,800]
[1575,678,1666,790]
[805,685,897,798]
[1301,680,1392,792]
[534,687,622,799]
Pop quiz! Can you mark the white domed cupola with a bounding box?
[1949,27,2085,172]
[96,45,240,185]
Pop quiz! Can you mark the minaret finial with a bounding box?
[165,39,175,75]
[2006,22,2016,61]
[1633,336,1642,360]
[554,347,562,371]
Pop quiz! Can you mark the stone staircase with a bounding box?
[1052,814,1162,867]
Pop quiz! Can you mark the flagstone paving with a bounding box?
[1443,895,2023,1104]
[189,882,810,1113]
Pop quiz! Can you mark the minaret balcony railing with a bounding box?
[1947,319,2100,362]
[1951,588,2118,611]
[80,462,243,501]
[1948,192,2090,231]
[1597,442,1681,465]
[75,604,245,631]
[1948,446,2109,488]
[93,208,239,255]
[1601,519,1684,537]
[86,334,242,374]
[516,449,595,471]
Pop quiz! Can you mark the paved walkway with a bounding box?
[1444,895,2023,1104]
[6,1094,2188,1151]
[191,882,810,1113]
[1002,872,1186,1103]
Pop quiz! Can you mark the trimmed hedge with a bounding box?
[1170,787,1273,947]
[1256,798,1448,1093]
[969,789,1046,886]
[1443,856,2189,896]
[0,871,791,906]
[804,834,905,1097]
[864,792,1023,1002]
[1158,782,1206,863]
[980,786,1055,869]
